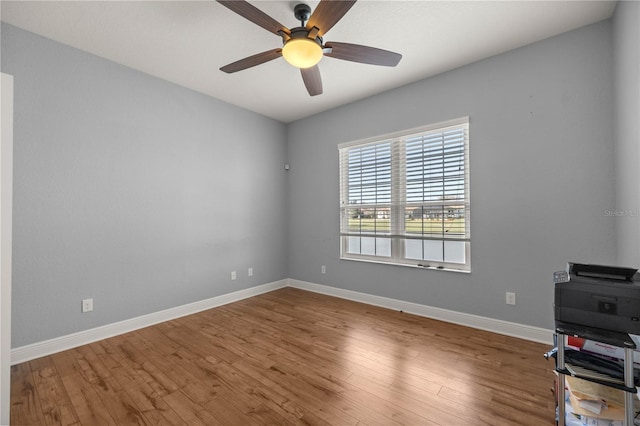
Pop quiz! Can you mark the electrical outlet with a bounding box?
[231,271,237,280]
[81,298,93,313]
[506,292,516,305]
[248,267,253,277]
[321,265,326,274]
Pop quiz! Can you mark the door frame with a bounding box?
[1,72,14,425]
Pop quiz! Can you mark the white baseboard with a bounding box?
[11,278,554,365]
[11,280,288,365]
[287,279,554,345]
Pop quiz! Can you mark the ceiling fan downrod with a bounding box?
[293,4,312,26]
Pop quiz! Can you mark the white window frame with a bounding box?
[339,117,470,272]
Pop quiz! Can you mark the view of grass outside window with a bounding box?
[339,117,470,271]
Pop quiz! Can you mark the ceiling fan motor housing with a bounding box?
[284,27,323,47]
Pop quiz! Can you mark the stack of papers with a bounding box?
[565,376,639,422]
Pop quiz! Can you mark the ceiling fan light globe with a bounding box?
[282,38,323,68]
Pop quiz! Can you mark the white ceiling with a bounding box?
[1,1,616,123]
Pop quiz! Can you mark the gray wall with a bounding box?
[2,24,289,347]
[613,0,640,268]
[287,21,616,330]
[2,11,629,347]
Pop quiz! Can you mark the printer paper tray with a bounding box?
[555,320,637,349]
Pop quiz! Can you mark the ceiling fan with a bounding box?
[217,0,402,96]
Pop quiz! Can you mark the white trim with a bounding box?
[11,280,287,365]
[10,277,554,365]
[287,279,554,345]
[1,72,14,426]
[337,116,470,150]
[339,255,472,274]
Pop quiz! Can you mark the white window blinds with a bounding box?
[339,118,470,271]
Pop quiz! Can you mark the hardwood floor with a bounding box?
[10,287,556,425]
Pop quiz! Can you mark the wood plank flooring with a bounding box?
[10,287,556,425]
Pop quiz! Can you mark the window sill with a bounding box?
[339,256,471,274]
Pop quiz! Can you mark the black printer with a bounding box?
[554,263,640,338]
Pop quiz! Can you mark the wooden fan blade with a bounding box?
[220,49,283,73]
[217,0,288,36]
[301,66,323,96]
[306,0,357,36]
[324,42,402,67]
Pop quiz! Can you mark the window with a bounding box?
[339,117,470,272]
